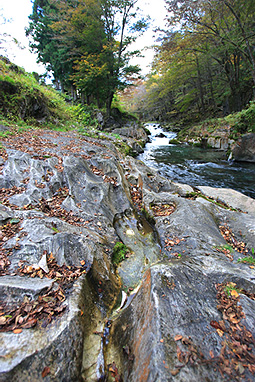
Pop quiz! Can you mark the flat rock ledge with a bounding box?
[0,128,254,382]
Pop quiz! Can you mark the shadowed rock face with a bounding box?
[232,133,255,162]
[0,128,255,381]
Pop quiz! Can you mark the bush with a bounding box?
[231,101,255,134]
[70,104,98,127]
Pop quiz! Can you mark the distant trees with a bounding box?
[27,0,148,115]
[133,0,255,122]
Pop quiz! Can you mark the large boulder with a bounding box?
[232,133,255,162]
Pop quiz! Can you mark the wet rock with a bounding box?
[114,209,161,288]
[131,142,144,155]
[155,132,166,138]
[232,133,255,162]
[106,157,255,381]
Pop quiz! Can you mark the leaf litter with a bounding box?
[0,251,87,332]
[171,282,255,380]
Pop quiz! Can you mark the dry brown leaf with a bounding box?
[216,329,224,337]
[230,289,239,298]
[42,366,51,378]
[13,328,22,334]
[0,316,7,325]
[170,369,180,376]
[174,334,183,341]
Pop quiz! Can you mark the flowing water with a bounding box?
[138,123,255,199]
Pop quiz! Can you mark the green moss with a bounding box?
[112,242,129,265]
[169,139,180,145]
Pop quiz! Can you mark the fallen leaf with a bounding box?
[216,329,224,337]
[229,317,240,324]
[170,369,180,376]
[174,334,183,341]
[230,290,239,298]
[42,366,51,378]
[21,318,37,329]
[210,320,224,331]
[13,329,22,334]
[0,316,7,325]
[209,350,214,358]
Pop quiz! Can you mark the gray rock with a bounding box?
[197,185,255,216]
[232,133,255,162]
[1,129,255,382]
[0,204,13,223]
[0,276,53,305]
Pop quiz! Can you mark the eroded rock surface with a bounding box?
[0,127,255,382]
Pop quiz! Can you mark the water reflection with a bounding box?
[138,124,255,199]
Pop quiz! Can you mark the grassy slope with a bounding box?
[0,57,137,157]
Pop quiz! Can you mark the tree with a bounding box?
[135,0,255,123]
[164,0,255,110]
[27,0,149,114]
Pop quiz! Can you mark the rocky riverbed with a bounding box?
[0,126,255,381]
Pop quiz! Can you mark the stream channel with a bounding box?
[138,123,255,199]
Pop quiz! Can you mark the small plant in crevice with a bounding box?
[224,282,242,297]
[215,244,234,253]
[112,242,130,265]
[237,256,255,265]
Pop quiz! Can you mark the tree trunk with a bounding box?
[106,91,114,117]
[195,55,205,114]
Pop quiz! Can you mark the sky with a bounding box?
[0,0,167,76]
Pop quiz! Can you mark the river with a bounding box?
[138,123,255,199]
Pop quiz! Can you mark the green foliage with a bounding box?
[70,104,98,127]
[112,242,129,265]
[28,0,149,113]
[133,0,255,123]
[169,139,180,145]
[231,101,255,134]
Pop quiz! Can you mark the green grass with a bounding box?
[237,256,255,265]
[177,100,255,142]
[0,57,99,130]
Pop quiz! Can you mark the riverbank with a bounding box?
[139,123,255,199]
[161,101,255,160]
